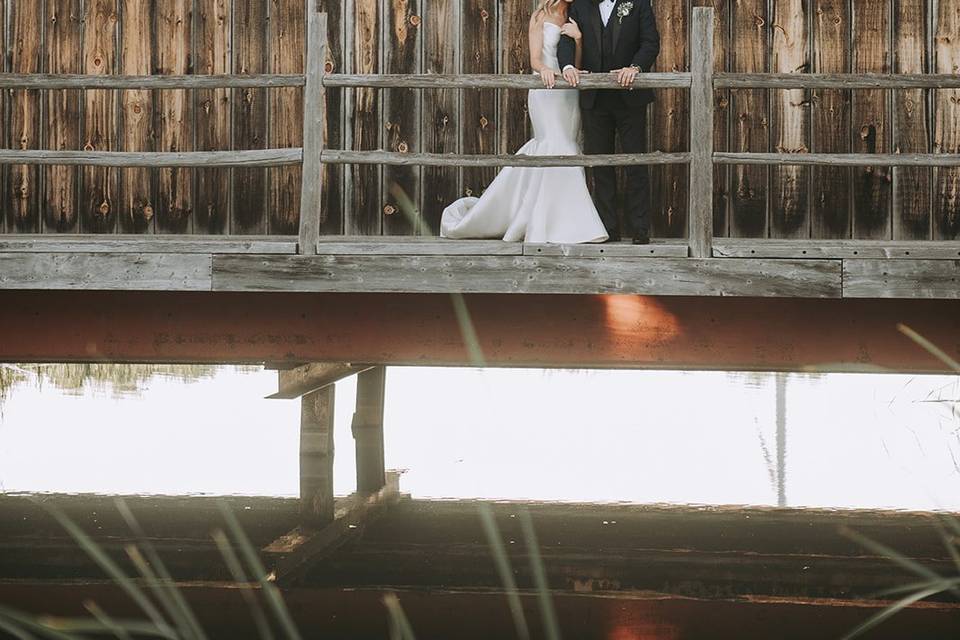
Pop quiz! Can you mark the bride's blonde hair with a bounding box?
[534,0,565,19]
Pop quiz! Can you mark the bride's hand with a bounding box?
[560,18,582,41]
[539,68,558,88]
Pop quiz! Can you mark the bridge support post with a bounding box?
[300,385,335,527]
[352,366,387,494]
[298,10,328,255]
[688,7,715,259]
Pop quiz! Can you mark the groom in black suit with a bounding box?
[557,0,660,244]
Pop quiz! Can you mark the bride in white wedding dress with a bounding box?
[440,0,608,244]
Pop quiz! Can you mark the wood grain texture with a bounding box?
[689,7,715,258]
[0,73,304,89]
[268,0,305,235]
[851,0,892,239]
[650,0,690,238]
[326,73,693,89]
[211,254,843,297]
[843,259,960,298]
[460,0,498,199]
[299,11,327,255]
[715,72,960,89]
[0,235,297,254]
[6,1,44,232]
[300,386,336,526]
[317,0,346,235]
[770,0,810,239]
[346,0,381,235]
[81,0,119,234]
[382,0,422,235]
[316,237,523,255]
[231,0,268,234]
[713,238,960,259]
[0,253,212,290]
[499,0,533,155]
[0,0,5,234]
[893,0,931,240]
[730,0,768,237]
[421,0,460,233]
[196,0,232,234]
[154,0,194,233]
[810,0,850,239]
[44,0,83,233]
[0,149,301,167]
[119,0,155,233]
[322,150,691,167]
[933,1,960,239]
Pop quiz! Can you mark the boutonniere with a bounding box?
[617,1,634,23]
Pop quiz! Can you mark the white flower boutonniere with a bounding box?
[617,2,634,24]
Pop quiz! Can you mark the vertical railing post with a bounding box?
[352,366,387,495]
[298,11,328,255]
[688,7,715,259]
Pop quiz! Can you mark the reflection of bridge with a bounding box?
[1,7,960,638]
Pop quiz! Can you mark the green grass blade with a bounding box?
[518,511,562,640]
[82,600,132,640]
[477,504,531,640]
[383,593,417,640]
[0,607,85,640]
[897,324,960,372]
[840,585,947,640]
[33,499,172,634]
[38,616,178,639]
[217,502,303,640]
[0,614,37,640]
[211,529,276,640]
[115,499,209,640]
[125,544,198,640]
[868,576,960,599]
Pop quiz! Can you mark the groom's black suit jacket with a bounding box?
[557,0,661,109]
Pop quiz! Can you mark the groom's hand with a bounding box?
[562,66,580,88]
[613,66,640,88]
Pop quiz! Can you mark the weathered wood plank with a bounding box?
[843,259,960,298]
[933,1,960,239]
[6,1,44,232]
[650,0,690,239]
[715,152,960,167]
[316,237,522,255]
[893,0,931,240]
[499,0,533,156]
[299,11,327,255]
[422,0,460,234]
[689,7,715,258]
[154,0,194,233]
[851,0,892,239]
[0,235,297,254]
[317,0,345,235]
[0,74,305,89]
[382,0,422,235]
[0,149,302,167]
[713,238,960,259]
[119,0,155,233]
[523,242,689,258]
[0,0,5,233]
[231,0,268,234]
[810,0,850,239]
[460,0,498,199]
[353,366,387,494]
[196,0,232,234]
[323,150,691,167]
[270,362,371,400]
[211,255,843,298]
[44,0,83,233]
[300,386,336,527]
[715,72,960,89]
[268,0,305,235]
[325,73,693,89]
[729,0,768,237]
[346,0,382,235]
[770,0,810,239]
[0,253,212,290]
[81,0,119,234]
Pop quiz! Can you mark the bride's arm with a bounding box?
[528,15,557,88]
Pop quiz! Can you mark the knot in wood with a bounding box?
[398,142,409,153]
[383,204,397,216]
[480,9,490,21]
[99,201,110,216]
[479,115,489,128]
[324,61,335,73]
[409,15,421,27]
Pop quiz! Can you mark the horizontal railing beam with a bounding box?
[715,73,960,89]
[0,149,302,167]
[0,73,305,90]
[321,150,692,167]
[324,73,692,90]
[715,152,960,167]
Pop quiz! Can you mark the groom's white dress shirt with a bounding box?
[562,0,618,73]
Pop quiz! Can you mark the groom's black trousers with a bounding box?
[582,91,650,237]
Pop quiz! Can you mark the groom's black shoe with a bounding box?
[604,230,622,243]
[632,232,651,245]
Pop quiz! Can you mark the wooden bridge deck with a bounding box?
[1,235,958,299]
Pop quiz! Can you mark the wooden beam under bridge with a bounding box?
[0,291,958,374]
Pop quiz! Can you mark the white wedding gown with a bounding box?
[440,22,608,244]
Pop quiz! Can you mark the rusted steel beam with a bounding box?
[0,291,958,374]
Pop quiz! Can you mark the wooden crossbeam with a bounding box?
[352,367,387,494]
[263,472,403,585]
[268,362,372,400]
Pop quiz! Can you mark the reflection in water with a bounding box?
[0,365,958,511]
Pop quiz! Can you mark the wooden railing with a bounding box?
[1,7,958,257]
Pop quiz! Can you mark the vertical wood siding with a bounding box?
[1,0,957,240]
